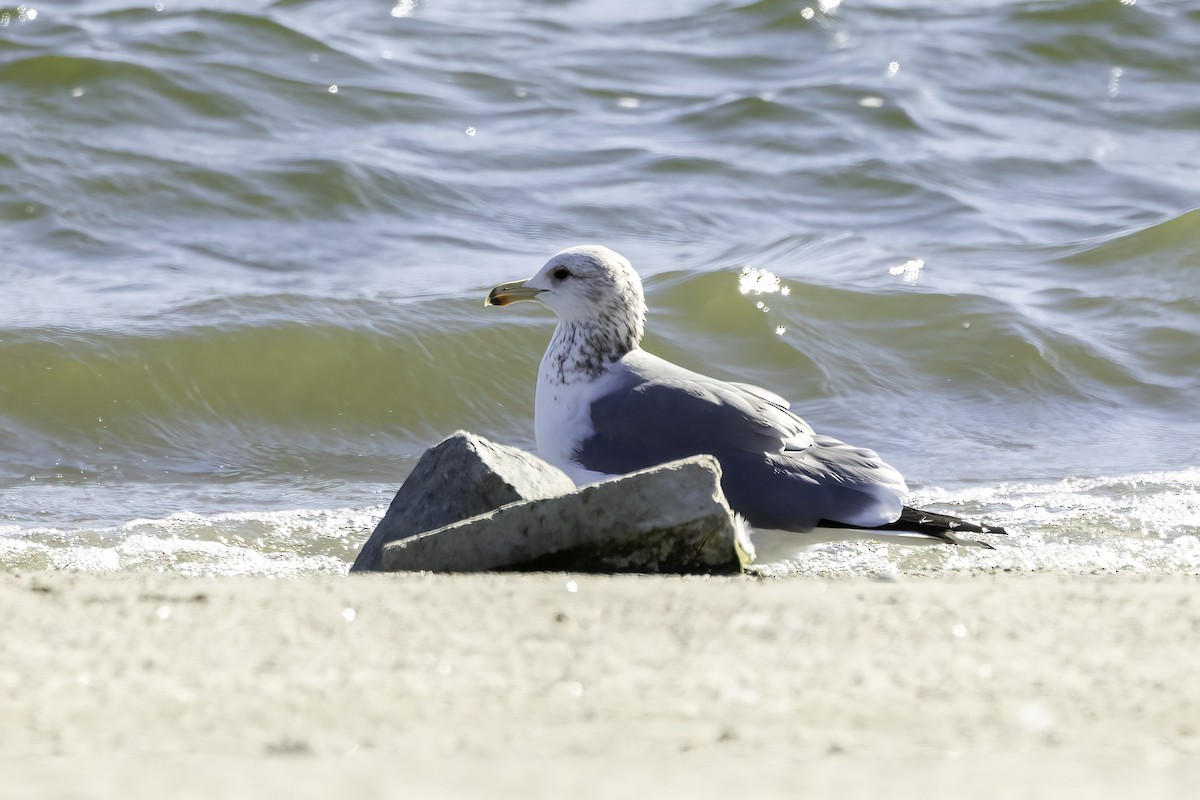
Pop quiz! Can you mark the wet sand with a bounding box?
[2,571,1197,797]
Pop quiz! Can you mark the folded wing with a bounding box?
[574,352,907,530]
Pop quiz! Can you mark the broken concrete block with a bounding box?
[380,455,753,575]
[350,431,576,572]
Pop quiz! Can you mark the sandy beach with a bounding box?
[6,0,1200,796]
[2,570,1197,797]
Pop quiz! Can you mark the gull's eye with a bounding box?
[552,267,571,281]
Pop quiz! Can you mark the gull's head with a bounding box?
[487,245,646,344]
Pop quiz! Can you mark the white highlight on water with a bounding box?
[802,0,842,17]
[1107,67,1124,99]
[889,259,925,283]
[738,266,784,295]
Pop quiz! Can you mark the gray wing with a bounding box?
[574,355,906,530]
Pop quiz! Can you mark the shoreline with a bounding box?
[3,571,1197,795]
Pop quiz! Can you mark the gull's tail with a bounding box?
[819,506,1008,549]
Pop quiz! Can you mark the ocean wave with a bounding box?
[4,468,1197,578]
[2,266,1195,489]
[1060,207,1200,280]
[0,506,376,576]
[0,295,544,475]
[3,0,1199,575]
[756,468,1200,578]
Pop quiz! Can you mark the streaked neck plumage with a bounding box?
[539,274,647,385]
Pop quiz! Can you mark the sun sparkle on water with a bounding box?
[738,266,784,296]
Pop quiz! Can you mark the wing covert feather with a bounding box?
[573,362,906,530]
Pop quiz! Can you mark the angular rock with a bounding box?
[380,455,754,575]
[350,431,576,572]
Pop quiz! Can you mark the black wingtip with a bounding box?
[819,506,1008,548]
[893,506,1008,539]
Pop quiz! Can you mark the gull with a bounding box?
[486,245,1005,548]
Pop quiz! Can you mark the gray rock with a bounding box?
[350,431,576,572]
[380,455,753,575]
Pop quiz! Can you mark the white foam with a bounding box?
[0,506,385,577]
[3,469,1198,577]
[756,469,1200,577]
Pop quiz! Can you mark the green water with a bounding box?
[1,0,1198,575]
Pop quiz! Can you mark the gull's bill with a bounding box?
[485,280,542,307]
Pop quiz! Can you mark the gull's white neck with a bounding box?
[539,320,638,386]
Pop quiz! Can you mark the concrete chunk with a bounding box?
[380,455,753,575]
[350,431,576,572]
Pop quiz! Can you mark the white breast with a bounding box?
[534,355,626,486]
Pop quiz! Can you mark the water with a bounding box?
[2,0,1198,576]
